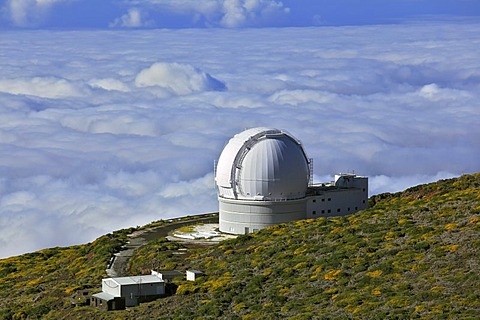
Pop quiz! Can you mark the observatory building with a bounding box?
[215,128,368,235]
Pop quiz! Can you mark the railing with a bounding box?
[218,195,306,202]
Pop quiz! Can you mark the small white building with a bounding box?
[94,274,165,308]
[186,270,204,281]
[215,128,368,234]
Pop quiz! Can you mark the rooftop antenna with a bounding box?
[309,158,313,186]
[213,160,217,187]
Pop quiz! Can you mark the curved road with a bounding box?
[106,214,219,277]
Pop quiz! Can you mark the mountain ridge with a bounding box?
[0,173,479,319]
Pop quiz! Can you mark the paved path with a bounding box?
[106,214,218,277]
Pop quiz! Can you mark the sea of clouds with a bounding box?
[1,23,479,258]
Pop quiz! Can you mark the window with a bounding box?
[355,207,358,210]
[328,198,331,201]
[348,207,350,212]
[363,200,366,203]
[321,210,325,214]
[321,199,325,202]
[337,208,340,213]
[327,209,331,213]
[312,210,316,215]
[363,188,366,192]
[313,199,316,203]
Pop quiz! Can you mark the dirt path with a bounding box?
[106,214,218,277]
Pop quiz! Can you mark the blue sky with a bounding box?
[1,0,480,29]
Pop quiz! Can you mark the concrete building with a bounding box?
[91,292,125,311]
[215,127,368,234]
[92,274,165,309]
[186,270,204,281]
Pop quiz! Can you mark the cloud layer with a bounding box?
[1,0,289,28]
[0,23,479,257]
[4,0,476,29]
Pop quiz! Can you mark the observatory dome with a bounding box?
[215,128,310,201]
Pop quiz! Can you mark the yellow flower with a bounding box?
[366,270,383,278]
[430,286,445,293]
[444,244,459,253]
[331,227,343,234]
[415,305,424,313]
[444,223,458,231]
[323,269,342,281]
[323,287,338,294]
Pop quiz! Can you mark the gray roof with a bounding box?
[92,292,116,301]
[105,275,165,286]
[156,270,183,276]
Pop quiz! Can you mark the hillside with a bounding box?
[1,173,479,319]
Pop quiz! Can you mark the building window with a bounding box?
[328,198,331,201]
[337,208,340,213]
[313,199,316,203]
[321,199,325,202]
[321,210,325,214]
[363,188,366,192]
[348,207,350,212]
[363,200,366,203]
[327,209,331,213]
[312,211,316,215]
[355,207,358,210]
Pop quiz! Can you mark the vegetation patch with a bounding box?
[0,174,479,319]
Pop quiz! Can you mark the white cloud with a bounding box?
[369,172,458,196]
[89,78,131,92]
[109,8,154,28]
[135,62,226,95]
[126,0,289,27]
[0,77,87,98]
[4,0,70,27]
[0,22,479,258]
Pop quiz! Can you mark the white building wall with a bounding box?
[102,278,165,307]
[102,279,121,297]
[219,197,306,234]
[306,176,368,218]
[186,270,204,281]
[219,174,368,233]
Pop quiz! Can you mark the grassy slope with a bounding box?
[1,173,479,319]
[0,228,134,320]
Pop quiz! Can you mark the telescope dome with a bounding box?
[215,127,310,201]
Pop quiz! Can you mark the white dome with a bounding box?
[215,128,310,201]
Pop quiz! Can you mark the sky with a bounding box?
[1,0,480,29]
[0,1,480,258]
